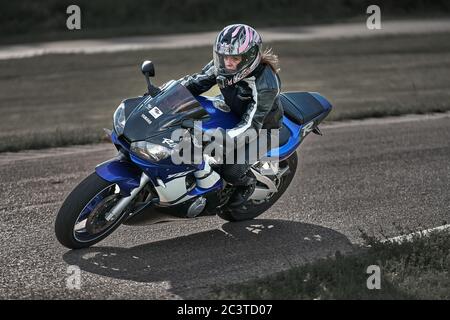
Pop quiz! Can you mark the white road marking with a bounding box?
[381,224,450,244]
[1,19,450,60]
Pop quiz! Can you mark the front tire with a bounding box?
[218,151,298,222]
[55,172,126,249]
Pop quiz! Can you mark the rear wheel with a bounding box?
[55,173,127,249]
[218,151,298,222]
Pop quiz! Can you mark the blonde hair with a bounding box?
[260,47,280,73]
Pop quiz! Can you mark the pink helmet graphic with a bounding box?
[213,24,262,87]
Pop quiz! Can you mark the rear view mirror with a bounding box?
[141,60,155,77]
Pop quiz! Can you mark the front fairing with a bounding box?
[122,81,208,142]
[114,81,241,172]
[122,96,146,119]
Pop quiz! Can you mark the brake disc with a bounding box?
[86,195,120,234]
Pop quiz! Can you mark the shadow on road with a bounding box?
[63,219,354,298]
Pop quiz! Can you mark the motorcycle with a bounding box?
[54,60,332,249]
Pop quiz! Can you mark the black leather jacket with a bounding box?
[180,60,284,142]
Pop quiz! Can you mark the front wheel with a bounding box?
[55,172,127,249]
[218,151,298,222]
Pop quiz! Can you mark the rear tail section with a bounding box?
[280,91,332,127]
[267,92,333,160]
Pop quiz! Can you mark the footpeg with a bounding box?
[312,126,323,136]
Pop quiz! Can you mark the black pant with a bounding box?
[218,128,278,185]
[220,142,254,186]
[221,163,253,186]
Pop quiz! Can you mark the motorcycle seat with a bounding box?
[280,92,325,125]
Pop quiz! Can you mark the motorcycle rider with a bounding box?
[180,23,283,207]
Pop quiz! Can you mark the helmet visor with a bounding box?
[213,46,259,76]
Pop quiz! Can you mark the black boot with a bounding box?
[228,180,256,207]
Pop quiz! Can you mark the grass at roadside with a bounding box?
[208,228,450,299]
[0,127,107,153]
[0,32,449,152]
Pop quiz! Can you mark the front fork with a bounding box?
[95,155,150,221]
[104,172,150,221]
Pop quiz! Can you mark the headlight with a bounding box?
[130,141,172,162]
[113,102,126,136]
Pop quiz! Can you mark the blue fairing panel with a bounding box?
[195,96,240,130]
[95,159,141,197]
[188,179,223,196]
[265,116,301,161]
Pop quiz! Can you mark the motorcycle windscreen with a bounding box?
[123,81,208,142]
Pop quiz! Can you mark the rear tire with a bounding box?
[218,151,298,222]
[55,173,126,249]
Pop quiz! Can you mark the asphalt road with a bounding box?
[1,19,450,59]
[0,113,449,299]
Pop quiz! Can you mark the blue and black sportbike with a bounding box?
[55,61,332,249]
